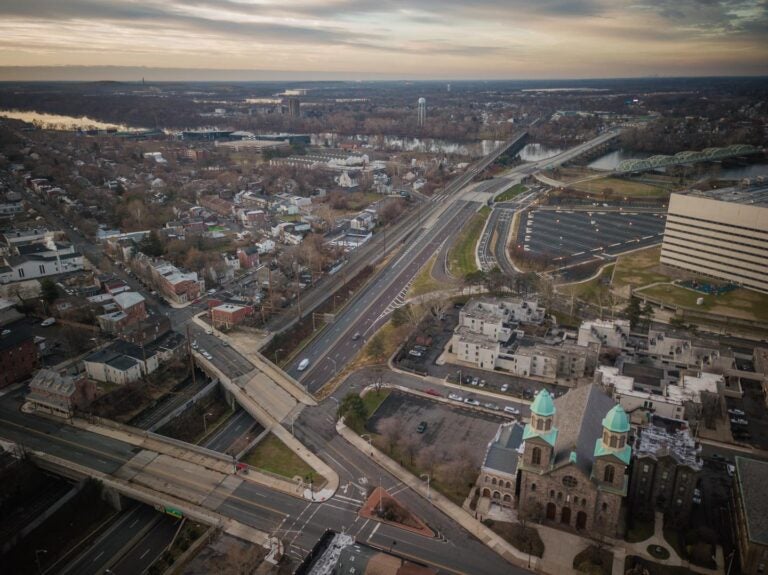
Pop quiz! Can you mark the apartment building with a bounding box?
[660,189,768,293]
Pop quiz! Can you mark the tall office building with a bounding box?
[660,188,768,293]
[286,97,301,118]
[417,97,426,127]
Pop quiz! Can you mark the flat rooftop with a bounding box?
[684,183,768,208]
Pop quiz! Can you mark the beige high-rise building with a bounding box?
[660,188,768,293]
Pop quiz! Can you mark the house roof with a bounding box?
[735,456,768,546]
[551,384,619,475]
[113,291,145,309]
[484,422,525,475]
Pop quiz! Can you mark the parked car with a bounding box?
[471,377,479,386]
[207,288,217,295]
[464,398,480,406]
[417,421,428,434]
[500,384,509,392]
[730,418,748,426]
[483,402,500,411]
[728,408,746,417]
[448,393,463,402]
[414,345,428,352]
[479,379,486,388]
[504,406,521,415]
[40,317,56,327]
[727,464,735,477]
[425,388,441,397]
[408,349,423,358]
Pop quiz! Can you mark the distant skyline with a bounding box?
[0,1,767,80]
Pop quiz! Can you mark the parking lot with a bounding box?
[724,378,768,450]
[516,209,666,268]
[367,391,509,455]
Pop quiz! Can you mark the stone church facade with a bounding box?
[517,385,631,538]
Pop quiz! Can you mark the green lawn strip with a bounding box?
[408,255,443,296]
[571,176,670,198]
[362,389,391,417]
[448,207,491,277]
[243,434,325,486]
[495,183,527,202]
[611,246,670,291]
[637,284,768,323]
[559,264,615,304]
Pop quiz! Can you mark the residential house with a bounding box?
[0,322,38,388]
[237,246,260,269]
[210,303,253,329]
[26,369,96,418]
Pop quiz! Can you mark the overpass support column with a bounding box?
[101,484,124,511]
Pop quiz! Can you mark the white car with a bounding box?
[464,398,480,406]
[500,383,509,392]
[504,406,521,415]
[448,393,463,402]
[471,377,479,386]
[727,464,735,477]
[298,358,310,371]
[40,318,56,327]
[728,408,746,417]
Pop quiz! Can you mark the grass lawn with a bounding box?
[495,183,527,202]
[243,434,325,485]
[558,264,614,305]
[408,255,443,297]
[626,518,655,543]
[448,206,490,277]
[571,176,670,198]
[486,521,545,557]
[611,246,670,293]
[637,283,768,323]
[362,389,391,417]
[573,545,613,575]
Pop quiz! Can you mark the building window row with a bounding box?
[662,241,768,272]
[666,213,768,237]
[661,253,767,287]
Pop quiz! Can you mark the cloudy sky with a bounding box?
[0,0,766,79]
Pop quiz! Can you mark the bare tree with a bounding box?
[376,417,403,455]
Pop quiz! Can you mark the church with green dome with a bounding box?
[517,384,631,538]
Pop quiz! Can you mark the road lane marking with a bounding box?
[139,548,151,560]
[92,551,104,562]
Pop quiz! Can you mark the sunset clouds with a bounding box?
[0,0,765,78]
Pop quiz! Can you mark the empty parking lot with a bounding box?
[516,209,666,268]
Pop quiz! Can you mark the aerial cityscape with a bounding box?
[0,3,767,575]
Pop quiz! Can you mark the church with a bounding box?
[517,385,631,537]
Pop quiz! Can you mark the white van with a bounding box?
[298,358,310,371]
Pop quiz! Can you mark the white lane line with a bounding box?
[368,523,381,540]
[139,548,151,560]
[92,551,104,562]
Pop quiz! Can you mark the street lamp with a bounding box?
[35,549,47,574]
[203,412,213,434]
[273,348,284,366]
[420,473,431,500]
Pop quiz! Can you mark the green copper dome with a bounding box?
[602,404,630,433]
[530,389,556,417]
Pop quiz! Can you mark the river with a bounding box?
[0,109,138,131]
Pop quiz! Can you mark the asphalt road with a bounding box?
[110,515,179,575]
[57,503,160,575]
[203,408,260,454]
[289,200,482,392]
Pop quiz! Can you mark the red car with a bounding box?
[425,388,441,397]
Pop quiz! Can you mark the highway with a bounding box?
[0,385,521,575]
[290,200,482,392]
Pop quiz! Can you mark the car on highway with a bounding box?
[40,318,56,327]
[417,421,427,434]
[504,406,521,415]
[298,358,310,371]
[500,383,509,393]
[448,393,463,402]
[200,350,212,360]
[352,332,361,341]
[464,398,480,407]
[425,388,441,397]
[728,408,746,417]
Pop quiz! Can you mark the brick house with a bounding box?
[517,386,630,538]
[0,323,38,388]
[473,422,525,517]
[210,303,253,329]
[237,246,260,269]
[26,369,96,417]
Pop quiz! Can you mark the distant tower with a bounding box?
[286,97,301,119]
[417,97,426,128]
[446,83,451,93]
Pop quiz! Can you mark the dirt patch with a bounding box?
[359,487,435,538]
